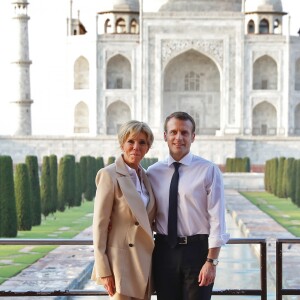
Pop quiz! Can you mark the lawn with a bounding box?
[240,191,300,237]
[0,200,94,284]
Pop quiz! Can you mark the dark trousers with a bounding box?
[153,235,213,300]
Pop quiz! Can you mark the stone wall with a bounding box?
[1,135,300,166]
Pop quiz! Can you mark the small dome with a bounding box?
[245,0,283,13]
[100,0,139,13]
[159,0,242,12]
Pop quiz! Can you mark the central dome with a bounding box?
[100,0,139,13]
[159,0,242,12]
[245,0,283,13]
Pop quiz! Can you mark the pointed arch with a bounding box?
[106,55,131,89]
[106,101,131,135]
[295,58,300,91]
[163,49,220,135]
[74,56,89,89]
[252,101,277,135]
[253,55,278,90]
[247,20,255,34]
[259,19,269,34]
[116,18,126,33]
[130,19,139,34]
[74,101,89,133]
[105,19,112,34]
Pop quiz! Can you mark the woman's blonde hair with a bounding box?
[118,120,154,148]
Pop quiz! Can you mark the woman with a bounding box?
[91,120,156,300]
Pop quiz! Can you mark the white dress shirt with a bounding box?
[125,164,150,207]
[147,152,230,248]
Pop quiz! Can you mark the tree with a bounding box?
[96,156,104,172]
[49,155,58,214]
[282,158,294,199]
[74,162,82,206]
[40,156,52,218]
[79,156,88,195]
[295,160,300,207]
[243,157,251,172]
[276,157,286,198]
[0,156,17,237]
[107,156,115,166]
[14,163,32,231]
[25,155,41,226]
[84,156,96,201]
[290,159,297,204]
[64,155,76,208]
[270,158,278,195]
[57,156,67,212]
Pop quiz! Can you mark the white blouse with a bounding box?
[125,164,150,208]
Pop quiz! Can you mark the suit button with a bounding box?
[129,243,134,247]
[135,222,139,226]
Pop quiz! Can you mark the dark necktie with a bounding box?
[168,162,181,248]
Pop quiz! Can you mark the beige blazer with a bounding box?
[91,156,156,299]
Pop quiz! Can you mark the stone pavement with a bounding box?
[0,189,299,299]
[226,190,300,298]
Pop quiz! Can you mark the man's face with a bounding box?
[164,117,195,161]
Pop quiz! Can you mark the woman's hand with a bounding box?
[101,275,116,296]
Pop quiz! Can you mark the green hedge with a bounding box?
[15,163,32,231]
[264,157,300,207]
[0,156,17,237]
[225,157,251,172]
[25,155,41,226]
[41,156,53,218]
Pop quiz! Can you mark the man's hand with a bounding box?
[198,262,216,286]
[101,275,116,296]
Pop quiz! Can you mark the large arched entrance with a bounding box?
[163,49,220,135]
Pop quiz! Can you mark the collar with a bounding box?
[124,161,142,177]
[167,152,193,167]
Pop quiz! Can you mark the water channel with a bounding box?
[71,212,277,300]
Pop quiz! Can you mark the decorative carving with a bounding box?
[162,39,223,67]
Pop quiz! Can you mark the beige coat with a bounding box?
[91,156,156,299]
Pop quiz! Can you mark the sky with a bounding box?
[0,0,299,134]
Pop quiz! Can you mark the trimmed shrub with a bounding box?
[49,155,58,214]
[270,158,278,195]
[25,156,42,226]
[64,155,76,208]
[57,156,67,212]
[264,159,272,193]
[15,163,32,231]
[0,156,17,237]
[79,156,88,195]
[40,156,52,218]
[84,156,96,201]
[282,158,294,198]
[295,160,300,207]
[290,159,298,204]
[96,156,105,172]
[74,162,82,206]
[107,156,115,166]
[276,157,286,198]
[243,157,251,172]
[225,157,250,173]
[225,158,234,172]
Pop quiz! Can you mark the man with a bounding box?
[147,111,229,300]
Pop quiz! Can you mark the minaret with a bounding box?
[11,0,33,135]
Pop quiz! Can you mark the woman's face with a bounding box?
[121,132,149,170]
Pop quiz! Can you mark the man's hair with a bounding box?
[164,111,196,133]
